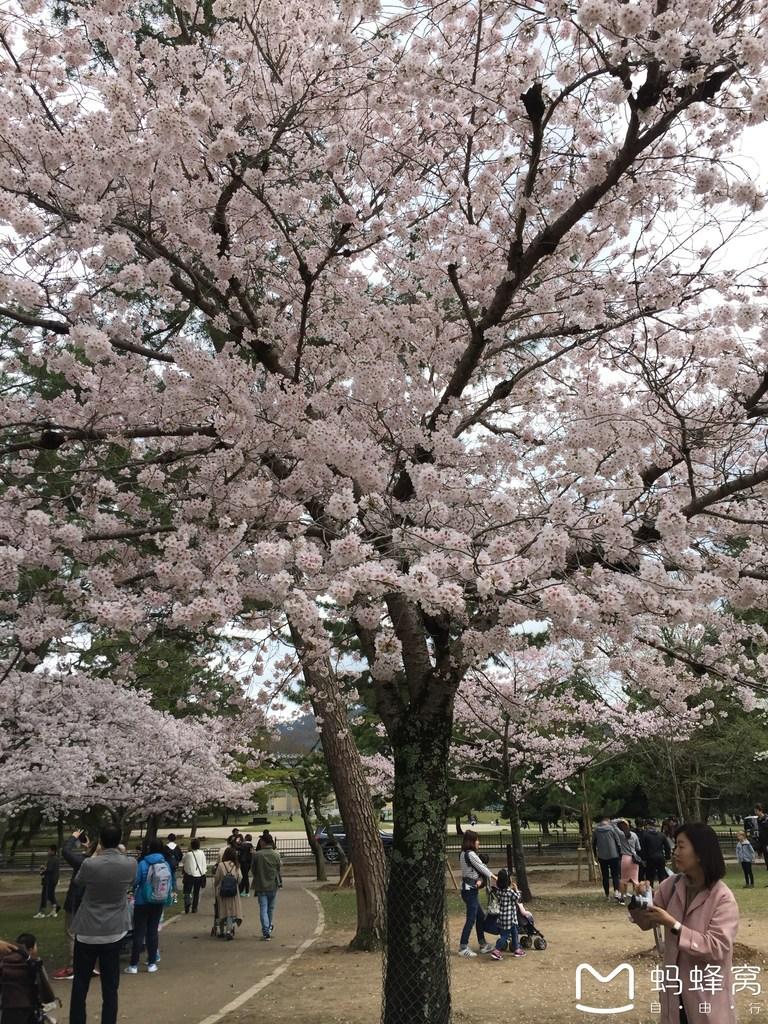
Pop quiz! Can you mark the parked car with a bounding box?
[314,825,394,863]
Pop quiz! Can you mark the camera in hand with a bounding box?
[628,891,653,911]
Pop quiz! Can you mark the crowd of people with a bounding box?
[456,810,758,1024]
[0,825,283,1024]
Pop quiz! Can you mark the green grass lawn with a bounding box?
[316,863,767,937]
[0,892,182,968]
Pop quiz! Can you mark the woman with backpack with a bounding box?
[125,839,174,975]
[213,847,242,940]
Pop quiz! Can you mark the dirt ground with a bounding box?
[225,875,768,1024]
[6,868,765,1023]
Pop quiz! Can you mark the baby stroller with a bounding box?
[518,911,547,951]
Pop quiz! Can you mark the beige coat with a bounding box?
[213,861,242,920]
[638,874,739,1024]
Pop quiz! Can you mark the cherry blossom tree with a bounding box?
[0,668,258,840]
[452,643,701,897]
[3,0,768,1019]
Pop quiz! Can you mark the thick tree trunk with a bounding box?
[291,626,387,950]
[145,812,162,842]
[314,691,387,945]
[382,713,452,1024]
[507,790,532,902]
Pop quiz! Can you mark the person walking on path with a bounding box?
[251,836,282,941]
[34,845,60,919]
[641,819,674,888]
[616,820,643,904]
[238,835,254,896]
[736,830,756,887]
[125,839,174,974]
[182,838,208,914]
[457,830,496,958]
[213,849,242,940]
[592,815,623,901]
[68,824,135,1024]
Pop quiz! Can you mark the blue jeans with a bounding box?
[257,890,277,937]
[459,887,487,948]
[486,922,519,952]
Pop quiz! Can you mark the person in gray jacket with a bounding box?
[68,824,135,1024]
[592,815,624,901]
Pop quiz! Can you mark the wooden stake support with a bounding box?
[338,862,354,888]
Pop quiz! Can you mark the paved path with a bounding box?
[54,883,324,1024]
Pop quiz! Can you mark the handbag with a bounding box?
[487,890,500,916]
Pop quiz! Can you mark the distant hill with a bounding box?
[271,714,320,755]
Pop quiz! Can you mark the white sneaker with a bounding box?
[458,947,478,958]
[614,892,623,901]
[147,963,158,974]
[33,912,46,919]
[48,910,59,918]
[124,966,138,975]
[479,943,495,954]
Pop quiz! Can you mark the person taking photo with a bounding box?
[628,822,738,1024]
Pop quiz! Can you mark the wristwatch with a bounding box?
[671,921,682,935]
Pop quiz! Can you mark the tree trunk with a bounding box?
[666,741,685,821]
[691,760,702,821]
[580,771,597,882]
[293,782,327,882]
[507,789,532,902]
[145,812,162,843]
[290,627,387,950]
[382,713,452,1024]
[540,815,550,835]
[190,815,198,840]
[454,815,464,836]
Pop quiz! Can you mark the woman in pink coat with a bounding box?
[629,823,739,1024]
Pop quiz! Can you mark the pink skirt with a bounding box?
[621,854,639,883]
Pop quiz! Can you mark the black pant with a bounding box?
[70,938,122,1024]
[645,858,668,885]
[741,861,754,885]
[2,1010,38,1024]
[130,903,163,966]
[183,873,205,912]
[39,875,59,910]
[239,867,250,895]
[598,857,620,895]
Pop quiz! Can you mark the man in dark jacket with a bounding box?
[52,831,89,980]
[755,804,768,871]
[34,846,60,919]
[591,816,623,901]
[639,819,672,887]
[0,933,56,1024]
[238,835,254,896]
